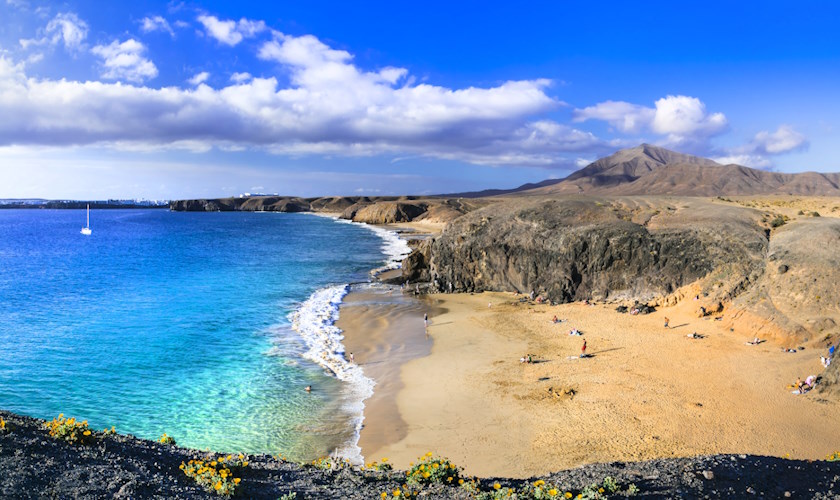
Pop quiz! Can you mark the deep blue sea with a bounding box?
[0,209,408,461]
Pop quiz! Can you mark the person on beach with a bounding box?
[424,313,428,329]
[581,340,587,358]
[664,317,669,328]
[349,352,355,363]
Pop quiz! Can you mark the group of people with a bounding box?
[793,375,817,394]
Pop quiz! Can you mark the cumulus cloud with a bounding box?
[573,100,655,133]
[140,16,174,37]
[91,39,158,82]
[188,71,210,86]
[0,27,596,168]
[714,125,807,168]
[230,72,252,83]
[712,154,772,168]
[197,15,266,46]
[20,12,88,52]
[574,95,727,147]
[748,125,808,155]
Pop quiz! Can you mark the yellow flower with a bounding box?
[239,453,244,459]
[233,478,241,484]
[458,479,464,485]
[382,458,388,462]
[422,472,430,479]
[565,493,573,499]
[381,494,387,499]
[432,463,439,469]
[494,482,501,490]
[210,461,217,467]
[242,461,249,467]
[548,489,558,496]
[393,490,401,497]
[599,487,604,493]
[535,480,545,487]
[214,482,222,490]
[419,465,425,471]
[425,452,433,457]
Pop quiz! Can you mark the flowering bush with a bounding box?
[0,417,6,433]
[828,451,840,462]
[159,433,176,445]
[45,414,93,445]
[364,457,393,472]
[180,454,248,496]
[405,453,463,486]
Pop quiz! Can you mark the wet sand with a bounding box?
[336,284,439,462]
[351,290,840,478]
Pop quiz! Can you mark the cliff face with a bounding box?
[423,198,768,304]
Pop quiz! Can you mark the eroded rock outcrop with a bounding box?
[419,198,767,305]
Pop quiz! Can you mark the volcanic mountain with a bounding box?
[456,144,840,197]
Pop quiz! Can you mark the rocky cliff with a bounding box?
[422,197,767,304]
[2,409,838,499]
[169,196,476,224]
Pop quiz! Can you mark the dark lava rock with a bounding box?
[422,198,766,302]
[2,409,840,499]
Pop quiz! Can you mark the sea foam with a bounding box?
[289,215,411,464]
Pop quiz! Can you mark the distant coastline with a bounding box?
[0,200,169,209]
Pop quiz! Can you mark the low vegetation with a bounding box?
[180,454,248,496]
[44,414,93,445]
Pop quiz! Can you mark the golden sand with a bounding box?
[342,289,840,478]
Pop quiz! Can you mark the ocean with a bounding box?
[0,209,409,462]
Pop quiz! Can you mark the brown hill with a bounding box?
[486,144,840,197]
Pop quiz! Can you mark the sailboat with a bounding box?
[80,204,92,235]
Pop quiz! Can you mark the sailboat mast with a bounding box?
[87,204,90,228]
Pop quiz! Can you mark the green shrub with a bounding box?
[159,433,176,445]
[405,453,463,486]
[180,454,248,496]
[770,215,786,228]
[45,414,93,445]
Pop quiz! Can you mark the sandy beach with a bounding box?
[343,287,840,478]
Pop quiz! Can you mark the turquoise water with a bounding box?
[0,209,397,459]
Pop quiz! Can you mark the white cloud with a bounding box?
[573,100,654,133]
[651,95,728,145]
[188,71,210,86]
[715,125,808,169]
[712,154,771,168]
[0,29,593,168]
[20,12,88,52]
[91,39,158,82]
[197,15,266,46]
[230,72,252,83]
[749,125,807,155]
[574,95,727,147]
[140,16,174,37]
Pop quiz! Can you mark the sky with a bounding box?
[0,1,838,199]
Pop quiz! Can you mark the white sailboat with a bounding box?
[80,204,92,235]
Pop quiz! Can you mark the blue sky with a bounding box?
[0,0,837,199]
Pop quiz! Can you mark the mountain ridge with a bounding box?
[446,144,840,197]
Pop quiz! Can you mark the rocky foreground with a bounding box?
[1,410,839,499]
